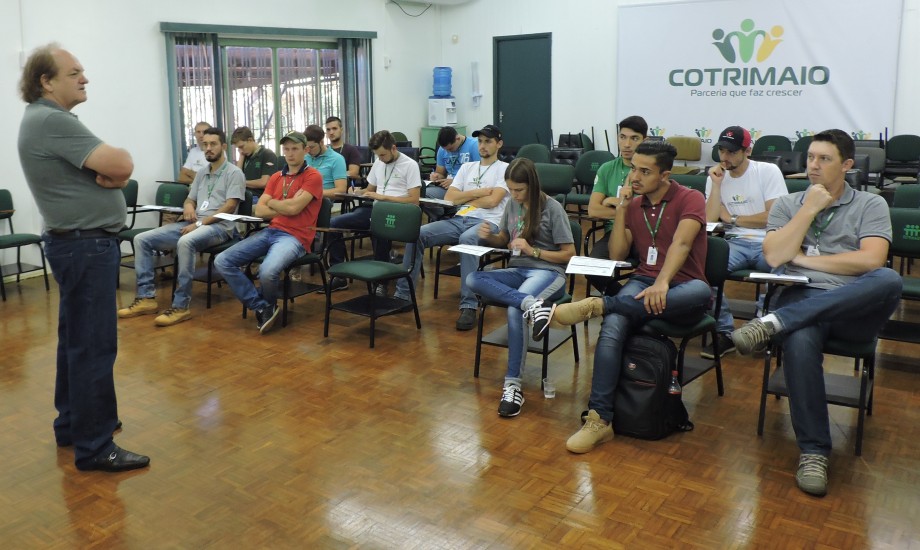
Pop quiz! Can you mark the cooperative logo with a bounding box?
[903,225,920,241]
[795,130,815,138]
[749,129,763,141]
[385,214,396,228]
[851,131,874,140]
[695,127,713,138]
[712,19,784,63]
[670,18,829,91]
[649,127,666,137]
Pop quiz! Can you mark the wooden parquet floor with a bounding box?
[2,244,920,549]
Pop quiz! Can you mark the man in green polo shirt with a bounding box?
[586,115,648,295]
[304,124,347,199]
[231,126,279,199]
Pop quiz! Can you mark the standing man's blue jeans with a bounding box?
[133,222,230,309]
[44,232,121,468]
[590,276,712,423]
[467,267,566,388]
[770,267,902,457]
[714,238,771,334]
[394,216,496,309]
[215,228,306,312]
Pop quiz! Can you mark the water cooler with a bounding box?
[428,98,457,126]
[428,67,457,126]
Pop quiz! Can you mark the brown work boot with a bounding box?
[154,307,191,327]
[118,297,158,318]
[549,297,605,328]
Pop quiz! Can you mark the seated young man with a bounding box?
[543,140,711,454]
[393,124,509,331]
[731,129,902,497]
[214,131,324,334]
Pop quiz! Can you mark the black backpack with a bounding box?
[612,334,694,440]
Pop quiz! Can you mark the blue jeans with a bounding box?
[395,216,496,309]
[714,238,771,334]
[467,267,566,387]
[44,232,121,467]
[133,222,230,309]
[771,267,902,456]
[590,276,712,422]
[214,228,306,311]
[327,204,390,265]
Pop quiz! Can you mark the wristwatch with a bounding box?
[532,247,542,259]
[730,215,738,226]
[195,221,202,228]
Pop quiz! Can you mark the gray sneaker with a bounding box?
[795,453,829,497]
[731,318,778,355]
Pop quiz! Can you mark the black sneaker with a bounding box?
[700,333,737,359]
[256,303,280,335]
[498,386,524,417]
[456,308,476,331]
[524,300,556,341]
[327,277,349,292]
[374,283,388,297]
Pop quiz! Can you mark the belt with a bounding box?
[47,228,116,240]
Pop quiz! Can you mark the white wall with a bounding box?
[4,0,920,269]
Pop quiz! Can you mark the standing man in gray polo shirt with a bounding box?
[119,127,245,326]
[731,129,902,497]
[17,44,149,472]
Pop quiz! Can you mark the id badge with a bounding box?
[199,200,210,211]
[805,245,820,257]
[647,246,658,266]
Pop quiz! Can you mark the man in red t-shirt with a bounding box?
[545,140,711,454]
[215,131,324,334]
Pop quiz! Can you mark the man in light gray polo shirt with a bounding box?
[18,44,149,472]
[119,127,245,326]
[731,129,902,497]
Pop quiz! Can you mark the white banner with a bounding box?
[616,0,903,158]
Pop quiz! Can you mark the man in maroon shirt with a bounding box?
[547,139,711,454]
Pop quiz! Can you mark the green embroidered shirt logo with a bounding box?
[712,19,784,63]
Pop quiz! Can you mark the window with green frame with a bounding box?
[161,23,375,175]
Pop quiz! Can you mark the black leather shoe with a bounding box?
[78,445,150,472]
[56,420,124,447]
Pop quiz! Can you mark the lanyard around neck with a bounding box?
[811,207,838,244]
[642,201,668,246]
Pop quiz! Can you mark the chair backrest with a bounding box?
[750,154,783,169]
[667,136,702,162]
[397,147,419,162]
[885,134,920,162]
[785,179,810,194]
[516,143,552,164]
[156,183,189,207]
[893,185,920,208]
[774,151,806,175]
[670,174,707,195]
[550,148,582,167]
[792,135,813,154]
[391,131,409,143]
[354,145,372,164]
[752,135,792,156]
[574,150,616,188]
[566,218,584,293]
[856,146,886,172]
[888,207,920,260]
[0,189,14,216]
[370,201,422,244]
[853,138,885,150]
[846,154,870,189]
[705,235,730,288]
[122,179,139,207]
[535,163,575,196]
[239,190,253,216]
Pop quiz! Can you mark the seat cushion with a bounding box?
[644,315,715,339]
[329,260,406,282]
[0,233,42,248]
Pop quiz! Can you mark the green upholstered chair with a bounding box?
[879,208,920,341]
[473,219,583,385]
[324,201,423,348]
[516,143,552,164]
[534,163,575,205]
[278,198,334,326]
[0,189,49,301]
[643,236,729,395]
[792,135,813,154]
[785,179,810,194]
[751,135,792,156]
[670,174,707,196]
[118,182,189,268]
[566,150,616,213]
[882,134,920,182]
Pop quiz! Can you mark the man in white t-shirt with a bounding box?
[702,125,787,358]
[326,130,421,292]
[179,121,211,183]
[394,124,510,330]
